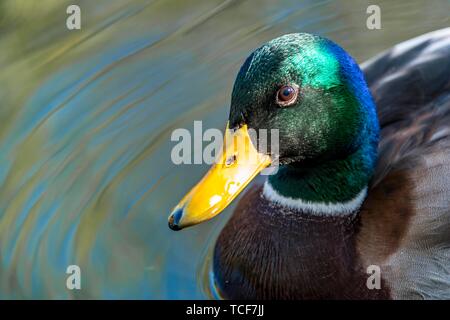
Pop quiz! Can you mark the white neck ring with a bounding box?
[262,181,368,216]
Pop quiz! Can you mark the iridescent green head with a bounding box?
[168,34,380,231]
[229,33,379,203]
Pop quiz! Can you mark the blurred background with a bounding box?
[0,0,448,299]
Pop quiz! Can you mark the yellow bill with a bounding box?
[168,123,271,230]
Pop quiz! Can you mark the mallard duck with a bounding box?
[168,29,450,299]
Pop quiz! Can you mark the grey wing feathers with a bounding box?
[360,28,450,299]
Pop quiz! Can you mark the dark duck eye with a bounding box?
[276,85,298,107]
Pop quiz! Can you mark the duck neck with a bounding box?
[266,145,375,215]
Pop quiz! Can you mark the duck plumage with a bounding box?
[358,28,450,299]
[214,29,450,299]
[169,29,450,300]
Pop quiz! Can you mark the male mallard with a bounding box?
[168,29,450,299]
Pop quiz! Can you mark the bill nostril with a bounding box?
[225,154,237,167]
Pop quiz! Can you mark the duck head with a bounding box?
[168,33,379,230]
